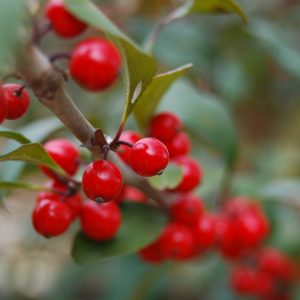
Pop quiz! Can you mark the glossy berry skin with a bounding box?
[138,241,164,264]
[170,156,202,193]
[164,132,191,158]
[130,137,169,177]
[32,198,72,237]
[194,213,216,249]
[117,131,142,165]
[231,267,256,295]
[0,86,7,124]
[41,139,80,179]
[2,84,30,120]
[82,160,123,202]
[159,223,196,260]
[170,194,203,226]
[80,200,121,240]
[45,0,87,38]
[37,180,82,220]
[70,38,121,91]
[149,112,183,142]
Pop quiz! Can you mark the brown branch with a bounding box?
[16,44,169,210]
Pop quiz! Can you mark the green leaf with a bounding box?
[0,143,64,175]
[72,203,166,264]
[148,163,183,191]
[160,80,238,168]
[0,126,31,144]
[0,181,50,192]
[174,0,247,24]
[65,0,157,123]
[134,64,193,130]
[0,0,29,75]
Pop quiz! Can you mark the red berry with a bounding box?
[2,84,30,120]
[80,200,121,240]
[37,180,82,220]
[70,38,121,91]
[0,85,7,123]
[117,131,142,165]
[138,241,164,264]
[170,156,202,193]
[164,132,191,158]
[32,198,72,237]
[40,139,80,178]
[231,267,256,295]
[194,213,216,249]
[258,248,295,281]
[82,160,123,202]
[149,112,183,142]
[170,194,203,226]
[121,186,146,204]
[130,137,169,177]
[252,270,275,297]
[45,0,87,38]
[159,223,196,260]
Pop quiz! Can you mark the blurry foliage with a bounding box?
[0,0,300,299]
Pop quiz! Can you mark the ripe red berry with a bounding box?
[70,38,121,91]
[170,194,203,226]
[252,270,275,297]
[130,137,169,177]
[82,160,123,202]
[2,84,30,120]
[0,85,7,124]
[231,267,256,295]
[170,156,202,193]
[41,139,80,178]
[114,185,146,204]
[258,248,295,281]
[149,112,183,142]
[159,223,196,260]
[32,198,72,237]
[37,180,82,220]
[138,241,164,264]
[45,0,87,38]
[164,132,191,158]
[117,131,142,165]
[194,213,216,249]
[80,200,121,240]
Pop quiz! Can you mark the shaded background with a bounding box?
[0,0,300,299]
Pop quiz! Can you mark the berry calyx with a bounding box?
[149,112,183,142]
[170,194,203,226]
[45,0,87,38]
[70,38,121,91]
[159,223,196,260]
[37,180,82,220]
[41,139,80,178]
[0,85,7,124]
[130,137,169,177]
[2,84,30,120]
[194,213,216,249]
[80,200,121,240]
[170,156,202,192]
[82,160,123,202]
[117,131,142,165]
[32,198,72,237]
[164,132,191,158]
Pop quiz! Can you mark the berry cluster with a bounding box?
[0,83,30,124]
[45,0,121,92]
[231,248,298,299]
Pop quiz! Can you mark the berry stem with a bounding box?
[33,22,53,45]
[116,140,133,148]
[49,52,71,64]
[110,123,124,148]
[14,84,26,97]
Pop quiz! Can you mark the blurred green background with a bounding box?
[0,0,300,299]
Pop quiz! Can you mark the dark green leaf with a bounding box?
[0,126,31,144]
[65,0,157,123]
[160,80,238,167]
[148,163,183,190]
[72,203,166,264]
[134,64,192,130]
[0,181,51,192]
[0,0,29,75]
[0,143,64,175]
